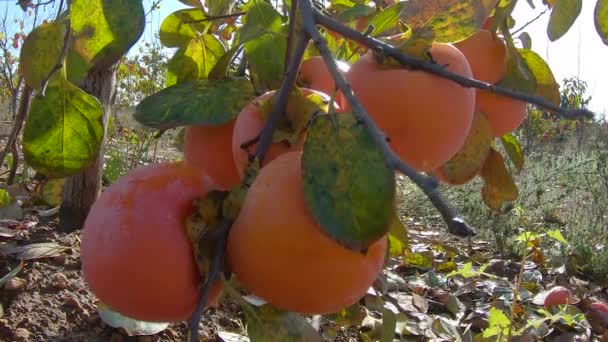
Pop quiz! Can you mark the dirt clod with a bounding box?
[4,277,26,292]
[13,327,30,341]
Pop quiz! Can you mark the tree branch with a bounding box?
[313,10,594,121]
[185,11,246,23]
[284,0,299,73]
[253,33,309,162]
[187,218,232,342]
[0,85,32,174]
[299,0,475,237]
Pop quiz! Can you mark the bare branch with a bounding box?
[313,11,595,121]
[253,33,310,162]
[284,0,299,73]
[0,85,33,175]
[187,218,232,342]
[299,0,475,237]
[184,11,246,23]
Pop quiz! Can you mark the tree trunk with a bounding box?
[58,64,117,233]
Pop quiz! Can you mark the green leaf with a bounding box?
[134,78,255,130]
[388,214,410,257]
[399,0,500,43]
[367,2,409,36]
[0,189,12,207]
[380,309,397,342]
[483,307,510,338]
[519,49,560,106]
[207,0,237,16]
[546,229,568,244]
[244,31,287,92]
[518,32,532,49]
[20,21,66,89]
[23,78,104,178]
[302,113,395,252]
[595,0,608,46]
[70,0,145,70]
[240,0,284,43]
[498,46,536,99]
[500,133,524,172]
[208,46,241,80]
[41,178,65,207]
[547,0,582,41]
[480,148,519,211]
[159,8,207,48]
[166,34,226,87]
[97,302,170,336]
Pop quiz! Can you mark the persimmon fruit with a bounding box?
[231,88,334,178]
[81,162,223,322]
[476,89,529,137]
[344,44,476,172]
[454,29,508,84]
[433,111,493,185]
[543,286,574,307]
[226,152,388,314]
[184,121,241,190]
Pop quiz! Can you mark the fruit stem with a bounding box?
[312,8,595,121]
[299,0,476,237]
[187,218,232,342]
[253,32,309,162]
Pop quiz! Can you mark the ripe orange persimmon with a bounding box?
[226,152,388,314]
[81,162,223,322]
[476,89,528,137]
[344,44,476,172]
[454,29,508,84]
[298,56,347,106]
[231,88,333,178]
[184,121,241,190]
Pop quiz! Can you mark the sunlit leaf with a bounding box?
[302,113,395,252]
[404,252,433,270]
[388,214,410,257]
[166,34,226,87]
[70,0,145,70]
[547,0,582,41]
[367,2,408,36]
[134,78,255,130]
[0,190,11,207]
[546,229,568,244]
[20,21,66,89]
[399,0,500,43]
[240,0,284,43]
[159,8,207,48]
[207,0,237,16]
[23,78,104,177]
[483,307,510,337]
[519,49,560,106]
[480,148,519,211]
[500,133,524,172]
[595,0,608,46]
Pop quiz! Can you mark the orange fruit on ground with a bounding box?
[81,162,223,322]
[344,44,476,172]
[226,152,388,314]
[231,88,334,178]
[184,121,240,190]
[544,286,574,307]
[454,29,508,84]
[433,111,493,185]
[476,89,528,137]
[298,56,347,106]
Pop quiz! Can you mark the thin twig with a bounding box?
[300,0,475,237]
[187,218,232,342]
[55,0,65,20]
[511,9,548,36]
[253,34,310,162]
[39,23,72,96]
[313,11,595,120]
[0,85,33,173]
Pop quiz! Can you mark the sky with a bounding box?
[4,0,607,117]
